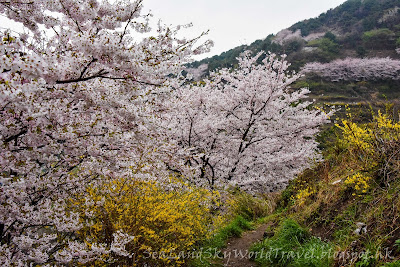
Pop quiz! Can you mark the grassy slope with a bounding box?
[251,114,400,266]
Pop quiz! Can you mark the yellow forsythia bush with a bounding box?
[337,110,400,155]
[74,177,213,266]
[336,109,400,190]
[344,172,372,195]
[293,186,316,207]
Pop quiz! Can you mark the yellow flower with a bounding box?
[344,173,371,194]
[72,177,213,266]
[295,187,316,206]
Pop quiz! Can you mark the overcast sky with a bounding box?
[142,0,347,59]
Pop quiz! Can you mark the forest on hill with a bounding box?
[190,0,400,71]
[1,0,400,266]
[188,0,400,105]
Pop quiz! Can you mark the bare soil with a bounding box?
[221,223,270,267]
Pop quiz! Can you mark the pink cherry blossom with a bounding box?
[164,51,332,192]
[0,0,211,264]
[302,57,400,82]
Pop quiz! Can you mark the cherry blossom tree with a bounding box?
[302,57,400,82]
[164,52,332,192]
[0,0,211,265]
[273,29,303,45]
[185,63,208,81]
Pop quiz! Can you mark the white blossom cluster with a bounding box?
[302,57,400,82]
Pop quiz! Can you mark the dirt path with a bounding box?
[221,223,270,267]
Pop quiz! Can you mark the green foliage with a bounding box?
[356,256,377,267]
[363,28,393,40]
[362,28,395,49]
[304,38,340,62]
[316,124,338,152]
[396,37,400,47]
[341,32,363,49]
[190,190,276,266]
[307,38,339,53]
[356,45,367,57]
[277,219,311,244]
[250,219,333,267]
[363,17,377,31]
[382,260,400,267]
[277,182,296,210]
[208,216,252,249]
[212,216,252,247]
[324,32,337,42]
[355,237,386,267]
[285,39,304,54]
[288,0,390,36]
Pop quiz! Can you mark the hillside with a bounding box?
[191,0,400,71]
[183,0,400,193]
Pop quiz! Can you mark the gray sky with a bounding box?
[142,0,347,59]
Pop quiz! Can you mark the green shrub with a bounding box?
[363,28,395,49]
[395,239,400,249]
[324,32,337,42]
[356,255,377,267]
[307,38,339,53]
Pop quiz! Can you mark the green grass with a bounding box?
[256,212,282,225]
[382,261,400,267]
[189,215,253,267]
[211,216,253,249]
[189,189,276,266]
[292,237,334,267]
[250,219,333,267]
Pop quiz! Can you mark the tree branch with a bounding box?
[4,128,27,145]
[79,58,98,79]
[56,69,108,84]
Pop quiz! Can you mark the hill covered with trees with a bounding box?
[188,0,400,104]
[191,0,400,72]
